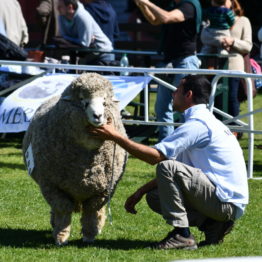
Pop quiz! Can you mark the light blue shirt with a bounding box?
[154,104,248,218]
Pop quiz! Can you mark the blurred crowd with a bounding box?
[0,0,261,139]
[0,0,261,61]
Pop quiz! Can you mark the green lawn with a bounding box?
[0,92,261,261]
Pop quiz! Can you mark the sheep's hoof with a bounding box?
[82,236,95,244]
[54,230,70,246]
[56,239,68,246]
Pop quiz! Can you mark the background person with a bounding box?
[220,0,252,124]
[0,0,29,47]
[88,75,248,250]
[200,0,235,55]
[134,0,202,142]
[80,0,119,46]
[57,0,114,64]
[36,0,60,45]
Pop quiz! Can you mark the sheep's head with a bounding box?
[62,73,115,127]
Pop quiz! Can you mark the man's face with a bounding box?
[172,80,187,112]
[57,0,75,19]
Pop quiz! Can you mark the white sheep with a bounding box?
[22,73,128,245]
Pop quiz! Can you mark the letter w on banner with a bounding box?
[0,74,151,133]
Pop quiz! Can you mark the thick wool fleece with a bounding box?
[22,73,127,229]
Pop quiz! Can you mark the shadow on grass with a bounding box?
[0,142,22,149]
[0,228,150,250]
[74,239,151,250]
[0,161,26,171]
[0,228,53,248]
[0,152,23,157]
[0,136,23,148]
[253,161,262,175]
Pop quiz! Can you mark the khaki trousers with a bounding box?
[146,160,236,228]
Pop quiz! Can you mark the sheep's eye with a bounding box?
[81,100,89,109]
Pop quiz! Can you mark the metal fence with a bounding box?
[0,60,262,179]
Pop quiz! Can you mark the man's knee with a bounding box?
[156,160,186,180]
[156,160,197,186]
[156,160,177,176]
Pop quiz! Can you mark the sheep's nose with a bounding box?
[94,113,102,120]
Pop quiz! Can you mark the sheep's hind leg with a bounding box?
[41,184,74,246]
[81,199,106,244]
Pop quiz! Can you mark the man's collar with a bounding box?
[183,104,208,120]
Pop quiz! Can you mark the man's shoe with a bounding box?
[198,219,234,247]
[150,230,197,250]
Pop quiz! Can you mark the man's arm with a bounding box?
[135,0,158,25]
[87,122,166,165]
[124,178,157,214]
[135,0,185,25]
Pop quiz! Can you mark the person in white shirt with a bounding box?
[0,0,28,47]
[87,74,248,250]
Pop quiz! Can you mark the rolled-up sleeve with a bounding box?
[153,119,210,159]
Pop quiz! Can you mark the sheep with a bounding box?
[22,72,128,245]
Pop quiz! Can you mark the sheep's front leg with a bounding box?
[40,183,74,246]
[81,198,106,243]
[52,211,72,246]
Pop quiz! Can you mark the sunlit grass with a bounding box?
[0,91,261,261]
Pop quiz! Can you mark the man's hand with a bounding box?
[125,179,157,214]
[124,189,144,214]
[87,119,118,141]
[88,122,164,165]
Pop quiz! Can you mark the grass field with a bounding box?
[0,92,261,262]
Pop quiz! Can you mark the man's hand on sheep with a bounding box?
[87,120,119,141]
[88,122,166,165]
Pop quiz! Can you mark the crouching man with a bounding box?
[87,75,248,250]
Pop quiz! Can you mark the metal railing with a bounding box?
[0,60,262,179]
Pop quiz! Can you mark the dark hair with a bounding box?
[62,0,78,10]
[182,75,211,104]
[231,0,244,16]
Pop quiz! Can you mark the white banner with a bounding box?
[0,74,151,133]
